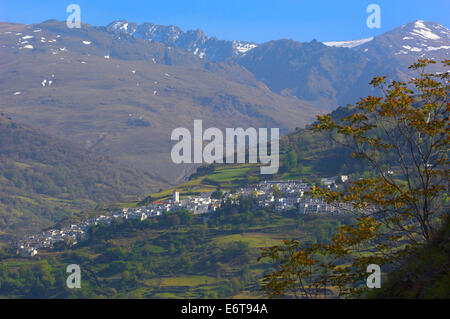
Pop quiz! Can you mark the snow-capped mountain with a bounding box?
[108,19,449,68]
[321,20,449,72]
[356,20,449,66]
[106,20,257,61]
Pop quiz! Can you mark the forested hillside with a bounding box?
[0,114,164,242]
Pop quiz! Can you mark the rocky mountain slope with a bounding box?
[106,20,257,61]
[236,39,400,110]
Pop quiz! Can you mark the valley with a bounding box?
[0,10,448,300]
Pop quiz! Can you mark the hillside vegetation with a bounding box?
[0,114,164,241]
[370,215,450,299]
[0,197,351,298]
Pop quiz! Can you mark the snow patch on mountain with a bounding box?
[402,45,422,52]
[323,37,373,48]
[426,45,450,51]
[411,20,440,40]
[108,20,138,34]
[233,41,257,54]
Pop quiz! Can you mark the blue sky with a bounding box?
[0,0,449,43]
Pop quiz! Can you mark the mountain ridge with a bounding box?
[104,19,449,109]
[106,19,258,61]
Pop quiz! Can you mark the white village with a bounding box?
[15,176,354,257]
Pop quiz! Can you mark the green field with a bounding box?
[132,165,255,203]
[207,167,251,182]
[213,233,283,248]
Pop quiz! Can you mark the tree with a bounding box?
[285,149,298,172]
[211,189,224,199]
[270,185,283,199]
[260,59,449,298]
[138,195,154,206]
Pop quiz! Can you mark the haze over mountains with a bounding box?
[0,18,448,185]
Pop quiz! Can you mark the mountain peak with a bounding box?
[322,20,449,51]
[349,20,450,72]
[363,20,450,55]
[399,20,449,41]
[106,19,139,34]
